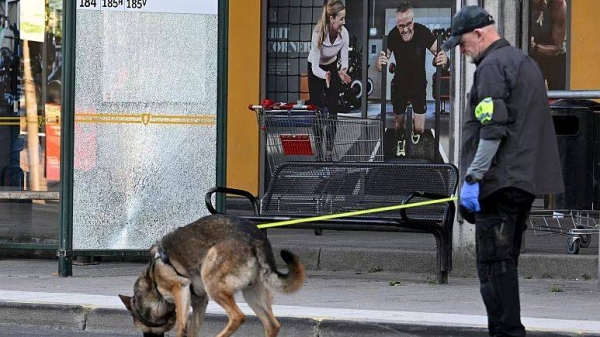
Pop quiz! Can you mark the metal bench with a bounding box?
[206,162,458,284]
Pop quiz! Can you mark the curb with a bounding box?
[0,302,596,337]
[0,302,86,330]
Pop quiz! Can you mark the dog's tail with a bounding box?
[263,249,305,294]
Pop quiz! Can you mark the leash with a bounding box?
[257,196,458,229]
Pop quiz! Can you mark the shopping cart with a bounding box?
[248,100,383,174]
[528,209,599,254]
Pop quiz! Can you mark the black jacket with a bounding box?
[461,38,564,198]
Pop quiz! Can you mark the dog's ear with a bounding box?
[149,244,159,258]
[118,294,133,312]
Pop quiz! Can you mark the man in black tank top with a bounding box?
[376,1,448,157]
[530,0,567,90]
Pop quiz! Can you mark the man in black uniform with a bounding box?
[377,1,447,156]
[443,6,563,337]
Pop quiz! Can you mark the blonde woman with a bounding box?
[307,0,352,161]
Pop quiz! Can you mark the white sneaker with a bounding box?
[396,140,406,157]
[411,130,421,144]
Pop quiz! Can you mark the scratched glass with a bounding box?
[73,9,217,249]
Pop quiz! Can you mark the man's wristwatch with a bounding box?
[465,174,480,184]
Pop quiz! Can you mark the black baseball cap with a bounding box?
[442,6,495,51]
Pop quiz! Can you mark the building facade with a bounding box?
[1,0,599,260]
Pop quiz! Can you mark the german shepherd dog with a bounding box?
[119,214,305,337]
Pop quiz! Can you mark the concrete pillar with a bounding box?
[451,0,479,259]
[451,0,524,272]
[484,0,522,48]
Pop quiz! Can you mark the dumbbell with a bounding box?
[389,62,396,74]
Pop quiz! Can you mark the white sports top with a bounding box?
[307,26,349,79]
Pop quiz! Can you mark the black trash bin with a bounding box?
[545,99,600,210]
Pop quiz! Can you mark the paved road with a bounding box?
[0,323,497,337]
[0,325,137,336]
[0,324,501,337]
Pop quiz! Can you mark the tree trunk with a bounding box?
[23,40,41,191]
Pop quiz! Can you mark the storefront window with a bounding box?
[0,0,62,245]
[266,0,366,109]
[264,0,452,166]
[528,0,568,90]
[366,0,451,163]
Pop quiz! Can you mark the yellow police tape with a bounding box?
[257,196,458,229]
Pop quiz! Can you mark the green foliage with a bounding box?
[549,285,564,293]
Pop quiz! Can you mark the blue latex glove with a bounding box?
[460,182,481,212]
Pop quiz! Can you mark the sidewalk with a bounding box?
[264,228,599,280]
[0,254,599,336]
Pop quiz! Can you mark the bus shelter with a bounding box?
[57,0,227,276]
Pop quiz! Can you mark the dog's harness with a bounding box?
[155,244,188,279]
[154,244,201,297]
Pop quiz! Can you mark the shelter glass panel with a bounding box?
[73,6,217,250]
[0,0,62,246]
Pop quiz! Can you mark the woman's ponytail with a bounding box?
[314,0,345,50]
[316,3,328,49]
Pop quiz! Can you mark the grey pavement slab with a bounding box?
[264,229,599,279]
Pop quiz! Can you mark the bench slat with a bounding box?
[261,162,458,221]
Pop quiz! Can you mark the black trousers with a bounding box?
[475,187,535,337]
[531,53,566,90]
[308,61,341,157]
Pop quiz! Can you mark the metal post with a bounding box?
[547,90,600,100]
[259,0,267,200]
[216,0,228,213]
[360,0,368,119]
[434,34,443,163]
[379,37,387,149]
[404,97,413,158]
[58,0,76,277]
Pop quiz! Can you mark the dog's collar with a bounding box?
[131,294,175,329]
[155,248,170,265]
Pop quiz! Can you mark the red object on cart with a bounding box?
[279,134,314,156]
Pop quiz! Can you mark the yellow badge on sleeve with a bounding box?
[475,97,494,124]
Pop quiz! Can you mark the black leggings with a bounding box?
[532,53,566,90]
[308,61,342,156]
